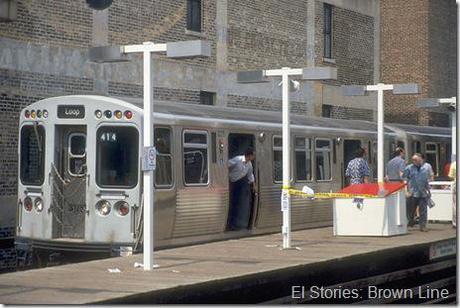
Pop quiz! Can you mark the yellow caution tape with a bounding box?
[281,186,379,199]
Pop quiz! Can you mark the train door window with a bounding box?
[413,141,421,154]
[183,130,209,185]
[315,139,332,181]
[273,136,282,182]
[68,133,86,176]
[425,142,439,176]
[96,126,139,188]
[295,137,312,182]
[20,125,46,185]
[155,127,173,188]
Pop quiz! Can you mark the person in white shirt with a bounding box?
[227,148,256,231]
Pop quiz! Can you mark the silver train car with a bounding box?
[16,95,451,262]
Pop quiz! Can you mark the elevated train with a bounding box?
[16,95,452,261]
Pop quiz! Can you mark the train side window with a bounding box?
[295,137,312,182]
[273,136,282,182]
[68,133,86,176]
[315,139,332,181]
[425,142,439,176]
[155,127,173,188]
[183,130,209,185]
[20,125,46,186]
[413,141,421,154]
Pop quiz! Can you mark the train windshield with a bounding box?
[20,125,46,185]
[96,126,139,188]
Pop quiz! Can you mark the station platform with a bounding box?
[0,224,456,304]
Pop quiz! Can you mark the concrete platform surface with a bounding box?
[0,224,455,304]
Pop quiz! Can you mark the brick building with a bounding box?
[380,0,457,126]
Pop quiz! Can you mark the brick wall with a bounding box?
[108,0,217,67]
[380,0,455,127]
[108,81,202,104]
[227,0,309,71]
[0,0,92,48]
[315,1,375,86]
[322,104,374,121]
[228,94,307,114]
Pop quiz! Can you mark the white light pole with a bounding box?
[89,40,210,270]
[417,97,457,161]
[342,83,420,183]
[238,67,337,249]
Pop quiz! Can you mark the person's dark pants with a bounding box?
[407,196,428,228]
[228,176,251,230]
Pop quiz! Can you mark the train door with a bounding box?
[227,133,257,231]
[342,139,362,187]
[52,125,87,239]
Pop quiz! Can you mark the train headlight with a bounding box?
[96,200,111,216]
[104,110,112,119]
[24,110,30,118]
[43,109,49,118]
[124,110,133,119]
[37,110,42,118]
[31,110,36,119]
[114,110,122,119]
[34,198,44,212]
[114,201,129,216]
[95,110,102,119]
[24,197,33,212]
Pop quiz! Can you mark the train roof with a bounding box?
[32,95,451,138]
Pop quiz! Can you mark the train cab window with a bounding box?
[413,141,421,154]
[183,131,209,185]
[315,139,332,181]
[425,143,439,176]
[20,125,45,185]
[273,136,283,182]
[96,126,139,188]
[155,127,173,187]
[68,133,86,176]
[295,137,312,182]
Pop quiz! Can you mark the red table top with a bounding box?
[339,182,406,197]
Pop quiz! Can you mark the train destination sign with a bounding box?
[57,105,85,119]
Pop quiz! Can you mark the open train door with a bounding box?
[342,139,362,188]
[227,133,258,231]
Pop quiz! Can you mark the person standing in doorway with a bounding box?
[403,153,431,232]
[386,147,406,182]
[227,148,256,231]
[345,147,371,185]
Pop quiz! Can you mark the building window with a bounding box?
[183,130,209,185]
[273,136,283,182]
[187,0,202,32]
[315,139,332,181]
[155,127,173,187]
[323,3,333,59]
[200,91,215,105]
[295,137,312,182]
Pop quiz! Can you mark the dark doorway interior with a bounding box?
[227,133,256,231]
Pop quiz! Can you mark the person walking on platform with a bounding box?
[386,147,406,182]
[448,160,456,228]
[403,153,431,232]
[227,148,256,230]
[345,147,370,185]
